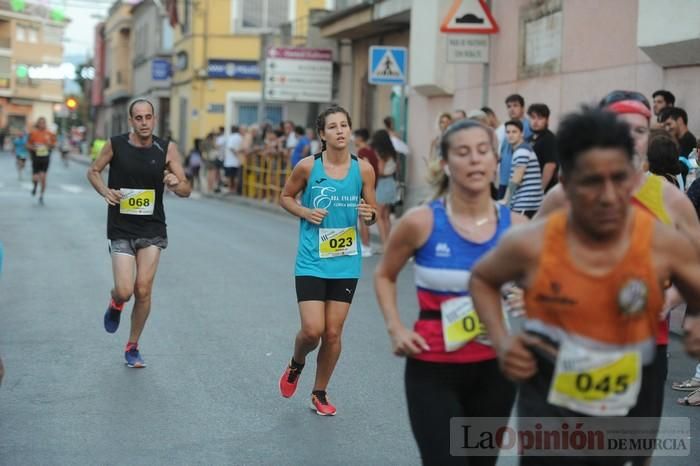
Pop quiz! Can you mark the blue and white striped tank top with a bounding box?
[413,199,511,363]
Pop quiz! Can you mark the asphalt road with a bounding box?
[0,151,698,465]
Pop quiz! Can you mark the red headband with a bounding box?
[606,100,651,119]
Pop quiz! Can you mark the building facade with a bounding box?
[0,3,67,132]
[320,0,700,207]
[103,1,133,137]
[90,22,107,140]
[168,0,330,152]
[131,0,174,139]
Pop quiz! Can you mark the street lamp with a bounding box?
[66,97,78,110]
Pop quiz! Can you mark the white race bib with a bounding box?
[548,339,641,416]
[36,145,49,157]
[319,227,357,258]
[441,296,487,352]
[119,188,155,215]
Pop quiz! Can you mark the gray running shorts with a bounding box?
[108,237,168,256]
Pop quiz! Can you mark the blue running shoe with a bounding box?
[103,299,123,333]
[125,344,146,368]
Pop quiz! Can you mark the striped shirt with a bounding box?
[510,144,543,211]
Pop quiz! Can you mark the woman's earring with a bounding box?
[443,165,451,177]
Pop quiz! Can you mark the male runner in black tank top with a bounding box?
[87,99,191,368]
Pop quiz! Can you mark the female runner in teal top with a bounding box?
[278,106,378,416]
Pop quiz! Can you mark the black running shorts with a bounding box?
[517,352,659,466]
[31,154,50,174]
[295,276,358,303]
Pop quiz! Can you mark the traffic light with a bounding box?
[65,97,78,110]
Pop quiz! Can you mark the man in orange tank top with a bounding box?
[27,117,57,205]
[534,92,700,438]
[470,108,700,466]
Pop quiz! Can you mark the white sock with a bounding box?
[694,363,700,380]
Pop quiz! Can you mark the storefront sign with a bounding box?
[207,60,260,80]
[152,59,172,80]
[16,63,76,80]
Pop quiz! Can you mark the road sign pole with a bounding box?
[399,83,406,140]
[258,33,269,125]
[481,36,490,107]
[481,0,492,107]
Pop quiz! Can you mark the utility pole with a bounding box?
[258,33,270,125]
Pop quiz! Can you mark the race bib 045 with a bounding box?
[319,227,358,258]
[119,188,155,216]
[548,340,641,416]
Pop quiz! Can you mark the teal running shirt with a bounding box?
[295,153,363,279]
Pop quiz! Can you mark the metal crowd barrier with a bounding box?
[242,151,291,202]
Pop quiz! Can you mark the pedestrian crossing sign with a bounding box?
[369,46,407,85]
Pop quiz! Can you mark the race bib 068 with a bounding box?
[119,188,155,215]
[319,227,357,258]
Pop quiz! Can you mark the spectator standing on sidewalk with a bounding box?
[372,129,399,248]
[496,94,531,199]
[185,138,203,192]
[224,126,243,194]
[307,128,321,154]
[661,107,696,187]
[527,103,558,193]
[290,126,311,168]
[214,126,226,192]
[652,89,675,124]
[503,119,542,218]
[383,116,410,156]
[354,128,379,257]
[429,113,453,162]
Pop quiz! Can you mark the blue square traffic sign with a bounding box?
[369,46,407,85]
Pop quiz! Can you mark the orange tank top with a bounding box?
[632,174,672,345]
[524,208,662,351]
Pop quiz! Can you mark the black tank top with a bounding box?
[107,133,168,239]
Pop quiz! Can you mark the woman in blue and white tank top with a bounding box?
[375,119,528,465]
[277,106,378,416]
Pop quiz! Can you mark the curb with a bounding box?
[202,191,287,217]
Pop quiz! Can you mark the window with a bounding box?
[161,18,173,51]
[27,27,37,43]
[0,56,10,75]
[16,25,25,42]
[134,24,148,61]
[43,25,63,45]
[237,0,290,31]
[235,103,284,125]
[237,104,258,125]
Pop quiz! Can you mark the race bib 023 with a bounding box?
[119,188,155,216]
[319,227,358,258]
[548,340,641,416]
[318,227,357,259]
